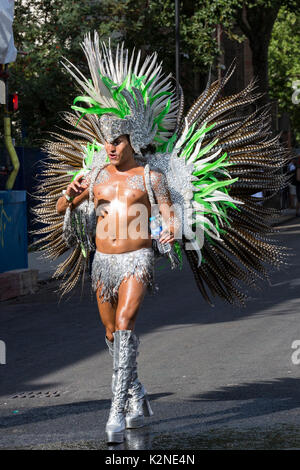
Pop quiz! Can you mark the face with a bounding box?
[104,135,134,167]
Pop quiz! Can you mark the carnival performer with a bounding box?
[32,32,290,445]
[55,131,176,443]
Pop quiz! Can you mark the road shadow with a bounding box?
[166,376,300,432]
[2,377,300,449]
[0,392,171,430]
[0,221,300,399]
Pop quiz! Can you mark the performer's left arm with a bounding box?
[150,171,178,246]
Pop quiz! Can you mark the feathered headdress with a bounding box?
[62,32,179,155]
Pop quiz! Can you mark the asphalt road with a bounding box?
[1,217,300,450]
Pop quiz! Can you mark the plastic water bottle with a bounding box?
[149,216,162,239]
[149,215,171,254]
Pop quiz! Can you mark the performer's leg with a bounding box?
[96,283,117,342]
[106,329,137,443]
[96,284,118,398]
[115,275,147,331]
[98,267,154,441]
[115,276,153,428]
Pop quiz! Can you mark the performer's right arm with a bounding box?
[56,174,90,215]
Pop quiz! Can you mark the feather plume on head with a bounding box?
[62,32,179,155]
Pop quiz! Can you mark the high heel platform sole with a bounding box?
[125,415,145,428]
[143,396,154,417]
[106,430,125,444]
[125,396,154,428]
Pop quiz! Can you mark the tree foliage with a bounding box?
[8,0,242,146]
[7,0,106,145]
[268,6,300,142]
[4,0,299,146]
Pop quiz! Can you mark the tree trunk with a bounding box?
[237,3,281,106]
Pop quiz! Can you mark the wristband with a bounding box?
[62,190,74,202]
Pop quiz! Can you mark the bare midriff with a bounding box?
[93,165,152,254]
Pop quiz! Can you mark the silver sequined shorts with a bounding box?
[91,247,156,303]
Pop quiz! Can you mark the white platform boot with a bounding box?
[105,330,136,444]
[105,333,153,429]
[125,333,153,428]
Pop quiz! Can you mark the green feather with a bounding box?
[173,241,183,269]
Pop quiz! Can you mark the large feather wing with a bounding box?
[152,64,291,307]
[30,112,106,298]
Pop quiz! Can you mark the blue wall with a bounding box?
[0,147,46,246]
[14,147,46,245]
[0,190,28,273]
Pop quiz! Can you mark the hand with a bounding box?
[159,228,175,245]
[66,174,89,199]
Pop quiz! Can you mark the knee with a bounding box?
[115,316,134,331]
[115,306,137,331]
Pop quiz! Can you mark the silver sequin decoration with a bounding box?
[126,174,145,191]
[98,86,158,156]
[91,247,157,303]
[150,171,170,203]
[62,148,108,251]
[62,199,96,252]
[99,114,132,144]
[144,151,197,241]
[95,167,111,185]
